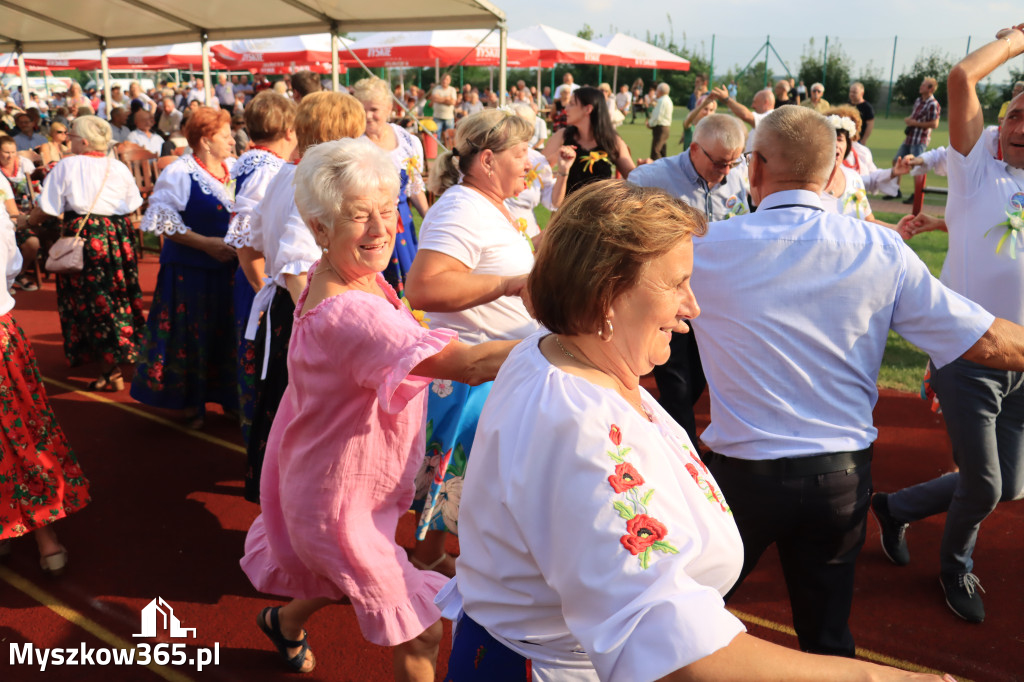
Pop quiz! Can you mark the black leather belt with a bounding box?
[703,446,872,476]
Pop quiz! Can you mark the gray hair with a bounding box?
[753,105,835,185]
[693,113,747,150]
[71,115,112,152]
[810,82,824,92]
[656,82,670,96]
[293,138,400,241]
[351,76,391,106]
[510,102,536,125]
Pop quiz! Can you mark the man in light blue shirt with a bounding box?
[628,113,748,446]
[691,105,1024,657]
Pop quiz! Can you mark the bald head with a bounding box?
[752,88,775,113]
[753,106,836,187]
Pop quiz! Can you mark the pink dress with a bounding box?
[241,271,456,646]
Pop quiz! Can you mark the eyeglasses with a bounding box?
[697,145,743,170]
[811,89,824,94]
[742,150,767,166]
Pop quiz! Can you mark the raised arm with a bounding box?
[948,24,1024,155]
[710,85,754,127]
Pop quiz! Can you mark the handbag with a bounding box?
[46,158,111,275]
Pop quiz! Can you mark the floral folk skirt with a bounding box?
[234,267,258,445]
[130,262,237,414]
[0,313,90,539]
[412,378,492,538]
[55,214,146,367]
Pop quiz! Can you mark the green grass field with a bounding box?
[535,112,952,392]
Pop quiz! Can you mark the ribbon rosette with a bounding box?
[523,165,540,188]
[402,297,431,328]
[582,151,612,174]
[984,209,1024,259]
[403,155,421,177]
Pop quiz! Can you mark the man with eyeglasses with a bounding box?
[801,82,830,113]
[627,113,748,448]
[690,104,1024,656]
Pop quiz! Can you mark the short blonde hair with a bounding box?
[71,115,112,152]
[295,91,366,153]
[427,108,532,195]
[351,77,391,106]
[529,180,706,335]
[754,105,835,186]
[294,138,399,241]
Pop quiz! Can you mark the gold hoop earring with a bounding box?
[598,318,614,341]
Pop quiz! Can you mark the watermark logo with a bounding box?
[134,597,196,638]
[10,597,218,672]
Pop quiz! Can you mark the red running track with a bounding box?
[0,256,1020,681]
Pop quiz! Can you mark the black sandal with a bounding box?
[256,606,316,673]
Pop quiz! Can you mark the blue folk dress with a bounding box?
[224,149,286,444]
[130,155,237,417]
[378,123,424,297]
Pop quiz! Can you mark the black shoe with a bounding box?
[871,493,910,566]
[902,195,915,205]
[940,571,985,623]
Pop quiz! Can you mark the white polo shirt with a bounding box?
[943,135,1024,324]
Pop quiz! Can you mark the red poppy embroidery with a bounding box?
[620,514,668,555]
[609,424,622,446]
[608,462,645,493]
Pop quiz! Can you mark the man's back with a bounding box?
[691,190,991,458]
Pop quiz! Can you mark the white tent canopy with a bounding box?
[0,0,509,109]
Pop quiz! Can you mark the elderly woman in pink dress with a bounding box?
[240,137,517,680]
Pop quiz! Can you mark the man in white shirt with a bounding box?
[692,104,1024,656]
[214,74,235,110]
[187,79,206,106]
[646,82,673,160]
[873,23,1024,625]
[126,110,164,155]
[96,86,128,120]
[109,107,131,144]
[430,73,457,138]
[711,85,775,152]
[615,85,631,118]
[553,72,579,101]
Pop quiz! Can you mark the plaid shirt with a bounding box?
[906,96,940,147]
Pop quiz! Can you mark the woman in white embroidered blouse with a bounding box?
[243,92,366,503]
[443,180,958,682]
[130,107,238,429]
[353,76,427,296]
[24,116,144,391]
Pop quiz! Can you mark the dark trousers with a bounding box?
[652,328,705,448]
[650,124,670,160]
[704,450,873,657]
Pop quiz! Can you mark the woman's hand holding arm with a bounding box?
[411,339,519,385]
[166,231,238,263]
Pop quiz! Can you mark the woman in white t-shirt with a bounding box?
[821,115,896,229]
[442,180,958,682]
[404,109,538,576]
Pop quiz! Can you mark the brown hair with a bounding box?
[244,90,297,143]
[0,134,15,150]
[427,108,532,195]
[295,91,366,153]
[529,180,707,335]
[184,106,231,150]
[290,70,323,99]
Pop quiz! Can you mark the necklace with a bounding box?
[193,154,229,183]
[553,335,652,421]
[251,145,284,160]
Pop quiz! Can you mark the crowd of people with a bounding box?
[1,19,1023,682]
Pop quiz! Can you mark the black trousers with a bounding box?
[652,328,705,448]
[704,449,873,657]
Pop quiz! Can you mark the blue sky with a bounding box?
[488,1,1021,87]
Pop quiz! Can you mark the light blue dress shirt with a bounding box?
[691,189,994,459]
[627,150,749,221]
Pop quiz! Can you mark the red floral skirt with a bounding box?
[0,312,90,539]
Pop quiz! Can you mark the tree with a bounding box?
[797,38,852,103]
[576,24,594,41]
[892,49,954,108]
